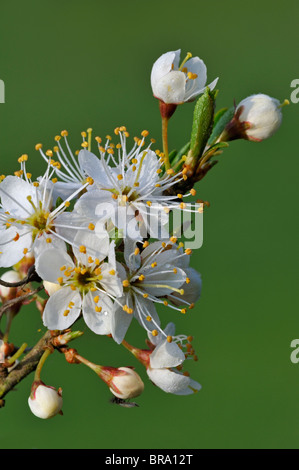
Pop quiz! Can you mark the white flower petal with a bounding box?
[151,50,179,93]
[0,176,37,218]
[150,339,185,369]
[82,291,113,334]
[35,248,74,283]
[42,287,81,330]
[153,70,186,104]
[147,367,190,394]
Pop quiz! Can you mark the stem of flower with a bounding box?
[162,116,170,171]
[7,342,28,366]
[34,347,52,382]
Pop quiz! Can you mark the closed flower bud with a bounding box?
[28,381,63,419]
[0,270,22,301]
[109,367,144,399]
[222,94,283,142]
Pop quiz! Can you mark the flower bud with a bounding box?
[0,270,22,301]
[109,367,144,399]
[28,381,63,419]
[43,280,62,296]
[222,94,283,142]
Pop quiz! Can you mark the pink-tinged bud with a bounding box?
[28,381,63,419]
[0,270,22,301]
[222,94,283,142]
[108,367,144,399]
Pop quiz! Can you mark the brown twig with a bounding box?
[0,330,60,406]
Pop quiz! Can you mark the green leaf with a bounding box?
[208,106,235,145]
[185,87,217,170]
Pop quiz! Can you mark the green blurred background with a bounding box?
[0,0,298,449]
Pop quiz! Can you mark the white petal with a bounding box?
[35,248,74,283]
[42,287,81,330]
[111,295,134,344]
[82,291,113,334]
[147,367,190,394]
[100,263,123,298]
[150,339,185,369]
[153,71,186,104]
[151,50,180,93]
[0,227,32,268]
[0,176,37,218]
[78,150,112,187]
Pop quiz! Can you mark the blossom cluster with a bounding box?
[0,49,286,419]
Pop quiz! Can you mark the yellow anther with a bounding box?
[46,150,53,157]
[132,158,138,164]
[138,274,145,281]
[150,138,156,143]
[151,262,157,268]
[81,142,88,148]
[167,336,173,343]
[80,268,87,275]
[180,202,186,209]
[46,238,52,243]
[146,201,152,207]
[146,316,152,322]
[95,258,100,266]
[95,136,102,143]
[143,241,149,248]
[152,330,158,337]
[141,130,149,137]
[26,173,32,179]
[79,245,86,254]
[86,177,94,185]
[185,248,192,255]
[179,289,185,295]
[106,135,112,141]
[109,269,115,275]
[68,302,75,308]
[163,300,168,306]
[52,178,58,183]
[189,303,195,310]
[134,247,140,256]
[61,130,68,137]
[181,308,187,314]
[173,268,177,274]
[190,188,196,196]
[54,135,61,142]
[74,267,81,274]
[94,267,102,276]
[53,146,59,153]
[63,310,70,316]
[81,131,87,138]
[23,248,28,255]
[94,296,100,303]
[132,165,137,172]
[107,148,114,155]
[117,174,123,180]
[187,72,198,80]
[112,193,118,199]
[122,280,130,287]
[35,143,43,150]
[133,182,140,187]
[13,233,20,242]
[88,256,94,264]
[64,201,71,208]
[70,284,76,290]
[166,169,174,175]
[57,277,63,284]
[95,306,102,313]
[60,265,66,271]
[179,52,192,71]
[88,223,95,231]
[143,293,149,298]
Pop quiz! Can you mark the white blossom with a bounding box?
[151,49,218,104]
[28,383,63,419]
